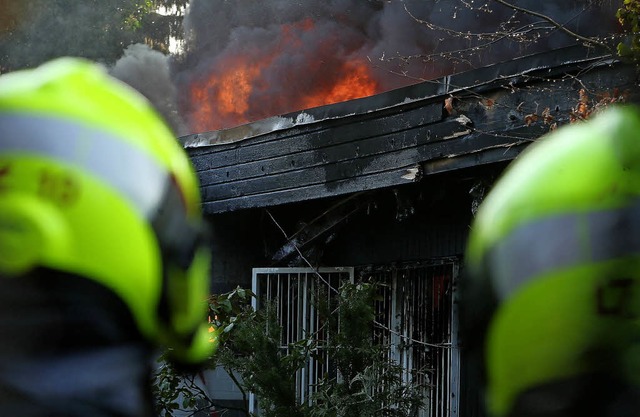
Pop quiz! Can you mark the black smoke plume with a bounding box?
[173,0,621,133]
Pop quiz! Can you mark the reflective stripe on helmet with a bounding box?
[0,113,167,219]
[486,199,640,300]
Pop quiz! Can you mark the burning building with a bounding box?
[173,1,635,416]
[179,41,640,416]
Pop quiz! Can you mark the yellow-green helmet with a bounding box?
[0,58,216,364]
[464,105,640,417]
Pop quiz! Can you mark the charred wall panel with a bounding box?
[321,174,475,266]
[206,210,266,293]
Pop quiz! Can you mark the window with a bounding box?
[367,260,460,417]
[251,262,460,417]
[251,267,354,411]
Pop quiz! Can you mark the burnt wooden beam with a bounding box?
[269,193,371,265]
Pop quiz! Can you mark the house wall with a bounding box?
[205,164,497,291]
[322,175,474,267]
[203,166,499,417]
[207,209,265,293]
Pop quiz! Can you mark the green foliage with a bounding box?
[311,283,424,417]
[218,300,307,417]
[153,286,258,417]
[153,359,204,417]
[617,0,640,62]
[152,283,425,417]
[0,0,189,73]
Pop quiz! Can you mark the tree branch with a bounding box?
[491,0,611,51]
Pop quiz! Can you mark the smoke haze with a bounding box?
[110,44,187,135]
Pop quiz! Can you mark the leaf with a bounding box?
[444,97,454,115]
[220,298,232,312]
[524,114,538,126]
[542,107,554,125]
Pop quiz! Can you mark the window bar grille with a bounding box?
[251,267,354,414]
[368,261,459,417]
[251,263,458,417]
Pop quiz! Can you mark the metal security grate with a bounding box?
[251,263,459,417]
[251,267,354,410]
[368,260,460,417]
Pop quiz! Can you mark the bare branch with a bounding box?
[491,0,611,51]
[373,320,453,349]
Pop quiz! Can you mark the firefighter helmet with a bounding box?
[464,105,640,417]
[0,58,216,363]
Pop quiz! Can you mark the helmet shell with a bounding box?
[464,105,640,416]
[0,58,213,362]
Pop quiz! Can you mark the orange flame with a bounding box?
[302,61,378,109]
[187,19,380,133]
[189,56,264,133]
